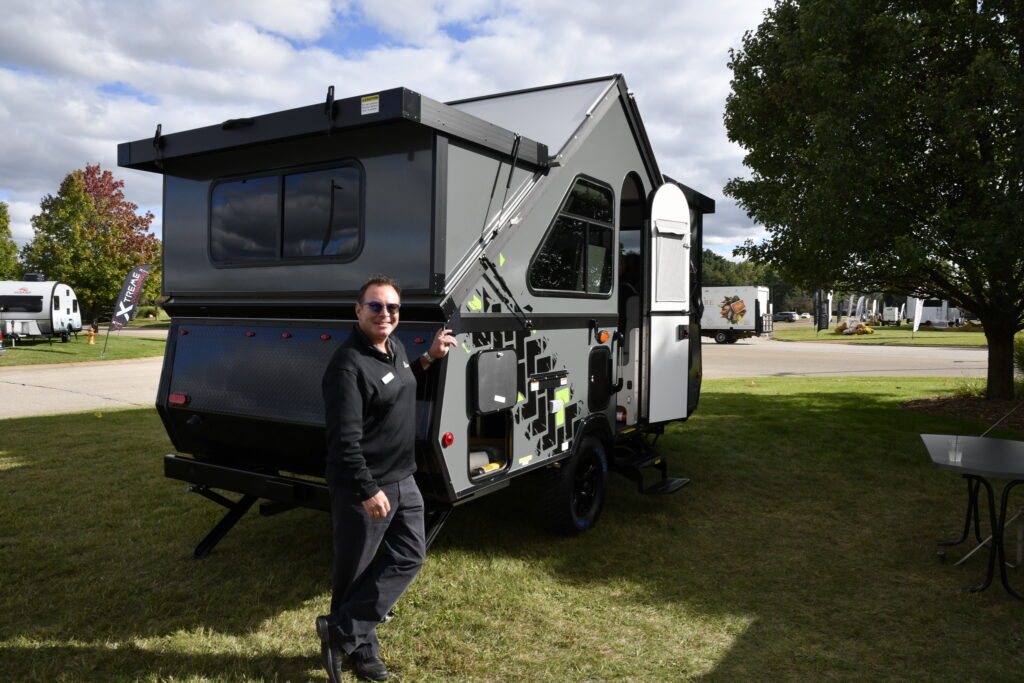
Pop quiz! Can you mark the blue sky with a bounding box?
[0,0,775,259]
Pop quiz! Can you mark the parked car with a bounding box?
[799,312,811,319]
[773,311,799,322]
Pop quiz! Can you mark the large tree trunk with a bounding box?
[982,319,1017,400]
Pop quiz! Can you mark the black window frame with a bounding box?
[527,175,615,298]
[207,159,366,268]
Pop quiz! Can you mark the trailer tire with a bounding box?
[544,435,608,535]
[726,337,738,343]
[714,331,729,344]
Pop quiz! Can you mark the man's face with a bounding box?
[356,284,400,346]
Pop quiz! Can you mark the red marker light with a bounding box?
[441,432,455,448]
[598,330,610,344]
[281,332,292,339]
[245,331,255,337]
[320,334,331,340]
[168,393,190,406]
[413,337,426,344]
[179,329,189,335]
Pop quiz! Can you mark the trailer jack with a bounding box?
[186,485,259,559]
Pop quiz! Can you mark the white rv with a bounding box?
[699,286,772,343]
[0,279,83,341]
[909,298,962,328]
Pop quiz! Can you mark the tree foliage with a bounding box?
[0,201,19,279]
[725,0,1024,399]
[20,165,161,323]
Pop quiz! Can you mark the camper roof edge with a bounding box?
[117,86,548,173]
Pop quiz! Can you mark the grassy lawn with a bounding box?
[2,377,1023,680]
[0,334,165,367]
[772,322,990,347]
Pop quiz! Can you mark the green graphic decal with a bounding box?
[467,295,483,311]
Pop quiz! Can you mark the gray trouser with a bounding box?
[328,474,425,657]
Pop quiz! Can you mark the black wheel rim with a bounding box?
[572,450,601,520]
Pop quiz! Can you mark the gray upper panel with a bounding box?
[448,77,617,155]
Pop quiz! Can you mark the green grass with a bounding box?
[2,378,1023,680]
[772,323,990,346]
[0,334,165,367]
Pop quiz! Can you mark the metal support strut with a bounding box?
[187,485,258,559]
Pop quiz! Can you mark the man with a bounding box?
[317,275,456,682]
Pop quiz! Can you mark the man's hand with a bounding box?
[421,328,458,369]
[362,490,391,520]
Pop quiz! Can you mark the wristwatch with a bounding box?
[421,351,434,364]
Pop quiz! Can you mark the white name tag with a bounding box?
[382,372,395,384]
[403,361,409,368]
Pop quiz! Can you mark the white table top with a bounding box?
[921,434,1024,480]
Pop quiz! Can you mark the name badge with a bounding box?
[402,361,409,368]
[382,372,395,385]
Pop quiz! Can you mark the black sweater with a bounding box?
[322,325,426,499]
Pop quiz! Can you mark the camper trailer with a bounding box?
[909,297,962,328]
[118,76,714,556]
[0,279,83,341]
[699,286,772,343]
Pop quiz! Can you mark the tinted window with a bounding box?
[529,178,614,295]
[530,218,586,291]
[563,179,613,222]
[53,295,60,310]
[0,296,43,313]
[209,162,363,265]
[210,176,279,263]
[283,166,361,258]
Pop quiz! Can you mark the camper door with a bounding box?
[645,183,690,423]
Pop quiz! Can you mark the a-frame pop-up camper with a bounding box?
[118,75,714,556]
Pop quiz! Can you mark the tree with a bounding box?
[725,1,1024,399]
[0,201,19,279]
[21,164,161,323]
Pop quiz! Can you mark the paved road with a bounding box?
[701,335,987,378]
[0,357,163,419]
[0,334,987,420]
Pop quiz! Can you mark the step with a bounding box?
[643,477,690,495]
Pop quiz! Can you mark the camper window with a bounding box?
[209,162,363,265]
[53,295,60,310]
[528,177,614,296]
[0,295,43,313]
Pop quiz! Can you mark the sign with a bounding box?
[108,264,151,332]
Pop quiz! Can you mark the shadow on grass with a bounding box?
[431,380,1024,679]
[0,643,320,682]
[2,380,1023,679]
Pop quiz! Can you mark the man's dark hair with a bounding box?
[358,275,401,302]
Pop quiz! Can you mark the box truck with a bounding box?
[699,286,772,343]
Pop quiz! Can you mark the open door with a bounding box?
[644,183,691,424]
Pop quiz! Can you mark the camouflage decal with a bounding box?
[463,283,585,463]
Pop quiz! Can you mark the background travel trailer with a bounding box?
[119,75,714,555]
[908,297,962,327]
[699,286,772,343]
[0,278,82,341]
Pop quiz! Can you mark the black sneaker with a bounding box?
[316,615,345,683]
[351,653,389,682]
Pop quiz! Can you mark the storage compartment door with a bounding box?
[645,183,691,423]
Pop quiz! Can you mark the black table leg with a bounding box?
[966,475,996,593]
[939,476,982,547]
[997,479,1024,599]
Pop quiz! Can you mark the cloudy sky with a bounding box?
[0,0,774,259]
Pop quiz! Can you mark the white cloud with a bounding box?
[0,0,773,254]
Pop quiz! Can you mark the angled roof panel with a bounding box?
[448,76,618,154]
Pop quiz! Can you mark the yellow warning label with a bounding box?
[361,94,380,115]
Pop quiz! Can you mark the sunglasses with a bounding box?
[361,301,401,315]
